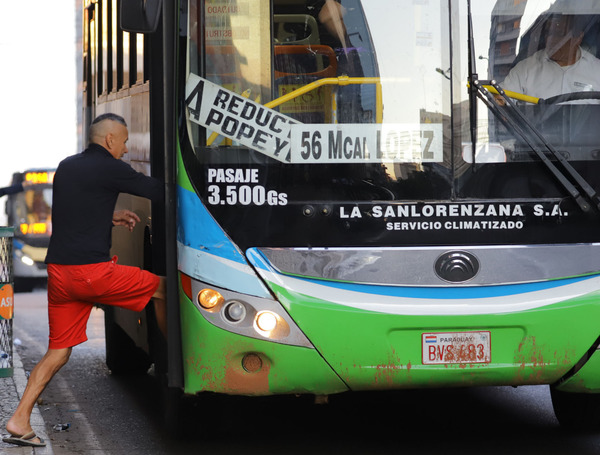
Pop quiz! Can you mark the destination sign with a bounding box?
[289,123,442,163]
[25,171,54,184]
[185,74,443,164]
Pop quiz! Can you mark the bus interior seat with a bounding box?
[274,14,320,45]
[274,44,337,79]
[273,45,338,122]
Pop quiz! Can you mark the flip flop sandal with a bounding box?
[2,431,46,447]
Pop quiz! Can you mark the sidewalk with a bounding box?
[0,351,54,455]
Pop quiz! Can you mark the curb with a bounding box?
[9,351,54,455]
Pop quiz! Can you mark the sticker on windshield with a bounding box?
[186,74,443,164]
[290,123,442,163]
[186,74,298,163]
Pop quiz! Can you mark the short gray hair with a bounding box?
[88,113,128,145]
[91,113,127,127]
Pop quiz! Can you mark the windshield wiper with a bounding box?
[466,0,478,166]
[465,1,599,214]
[476,80,600,213]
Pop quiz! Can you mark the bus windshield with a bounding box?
[477,0,600,165]
[185,0,451,194]
[13,186,53,240]
[184,0,600,248]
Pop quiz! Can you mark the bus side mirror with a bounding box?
[120,0,162,33]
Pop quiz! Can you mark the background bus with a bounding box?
[83,0,600,432]
[5,169,54,292]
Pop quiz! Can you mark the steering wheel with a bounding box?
[540,91,600,105]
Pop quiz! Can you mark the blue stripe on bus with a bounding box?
[245,248,596,300]
[177,186,270,297]
[177,185,246,264]
[294,275,594,300]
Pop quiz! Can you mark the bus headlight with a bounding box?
[15,249,35,267]
[255,311,277,332]
[21,255,35,267]
[254,311,290,339]
[184,274,312,348]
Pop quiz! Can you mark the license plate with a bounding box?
[422,331,491,365]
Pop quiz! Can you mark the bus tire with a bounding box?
[104,306,152,375]
[550,386,600,430]
[144,301,186,436]
[162,385,185,437]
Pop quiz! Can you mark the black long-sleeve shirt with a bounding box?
[45,143,163,265]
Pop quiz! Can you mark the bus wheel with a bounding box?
[162,385,186,437]
[145,303,187,437]
[550,386,600,430]
[104,306,152,375]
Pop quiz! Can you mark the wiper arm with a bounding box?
[466,0,478,165]
[473,79,600,214]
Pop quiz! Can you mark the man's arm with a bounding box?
[112,160,164,203]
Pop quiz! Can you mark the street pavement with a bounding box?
[0,351,54,455]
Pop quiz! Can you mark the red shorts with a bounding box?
[47,257,160,349]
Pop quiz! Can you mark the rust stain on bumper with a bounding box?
[186,347,272,395]
[514,336,575,383]
[222,352,271,395]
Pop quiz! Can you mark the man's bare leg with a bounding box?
[5,347,72,442]
[153,276,167,337]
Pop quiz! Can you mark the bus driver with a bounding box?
[501,14,600,101]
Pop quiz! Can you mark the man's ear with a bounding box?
[105,132,114,149]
